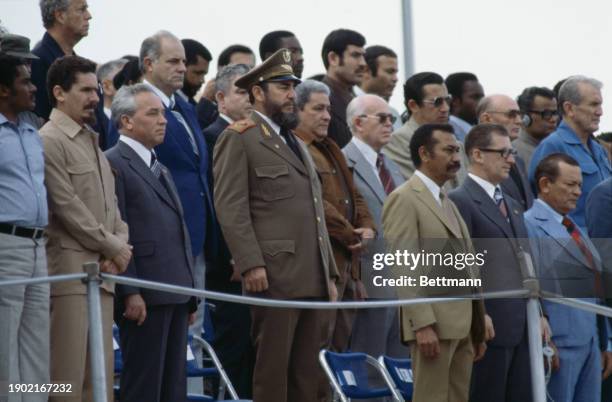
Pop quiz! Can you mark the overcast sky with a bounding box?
[2,0,611,132]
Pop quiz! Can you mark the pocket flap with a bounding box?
[260,240,295,257]
[133,241,155,257]
[66,163,95,175]
[255,164,289,179]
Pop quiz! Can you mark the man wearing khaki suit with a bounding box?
[382,123,489,402]
[40,56,131,402]
[213,49,338,402]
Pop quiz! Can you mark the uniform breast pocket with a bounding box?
[255,164,295,201]
[66,163,97,201]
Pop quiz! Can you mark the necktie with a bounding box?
[279,126,303,162]
[493,187,508,219]
[561,216,604,298]
[376,153,396,195]
[440,191,461,235]
[150,151,162,178]
[170,99,199,156]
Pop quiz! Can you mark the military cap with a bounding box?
[235,48,300,89]
[0,34,39,60]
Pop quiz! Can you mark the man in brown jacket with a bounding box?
[40,56,131,402]
[295,79,375,355]
[213,49,338,402]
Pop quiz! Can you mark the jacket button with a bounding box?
[200,192,204,197]
[317,217,321,223]
[314,197,318,203]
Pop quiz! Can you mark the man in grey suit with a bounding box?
[105,84,197,402]
[342,94,408,369]
[449,123,535,402]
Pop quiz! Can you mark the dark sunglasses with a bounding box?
[422,95,452,108]
[479,148,518,158]
[528,109,559,120]
[359,113,397,124]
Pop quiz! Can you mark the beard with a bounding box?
[182,82,200,99]
[264,98,299,130]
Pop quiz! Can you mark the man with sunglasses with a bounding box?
[515,87,559,168]
[384,72,467,186]
[449,123,534,402]
[529,75,612,230]
[478,94,534,211]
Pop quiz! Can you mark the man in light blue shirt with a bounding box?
[529,75,612,229]
[0,53,50,401]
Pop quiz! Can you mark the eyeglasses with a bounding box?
[359,113,397,124]
[422,95,452,108]
[488,110,521,119]
[479,148,518,158]
[528,109,559,120]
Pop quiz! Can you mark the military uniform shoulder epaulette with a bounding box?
[228,119,256,134]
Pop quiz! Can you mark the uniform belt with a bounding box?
[0,223,45,239]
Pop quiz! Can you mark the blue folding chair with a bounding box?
[319,350,404,401]
[378,356,413,401]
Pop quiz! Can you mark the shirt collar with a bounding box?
[449,115,472,131]
[42,31,68,58]
[143,79,173,108]
[535,198,564,224]
[49,108,86,139]
[353,85,365,97]
[518,128,540,146]
[255,110,280,135]
[414,169,442,205]
[468,173,499,201]
[219,113,234,125]
[557,120,586,145]
[0,113,37,132]
[119,135,152,166]
[176,90,189,103]
[351,136,379,169]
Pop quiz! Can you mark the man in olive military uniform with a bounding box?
[213,49,339,402]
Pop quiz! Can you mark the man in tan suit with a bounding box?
[382,123,490,402]
[213,49,338,402]
[40,55,131,402]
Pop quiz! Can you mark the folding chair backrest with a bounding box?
[380,356,413,400]
[320,350,394,400]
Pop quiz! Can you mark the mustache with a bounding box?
[447,162,461,171]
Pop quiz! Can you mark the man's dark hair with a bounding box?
[464,123,509,159]
[259,30,295,60]
[113,57,142,90]
[403,72,444,107]
[364,45,397,77]
[517,86,556,113]
[534,153,580,193]
[445,72,478,100]
[321,29,366,70]
[552,78,568,100]
[181,39,212,66]
[410,123,454,168]
[0,54,25,90]
[47,55,97,107]
[217,44,254,69]
[597,132,612,143]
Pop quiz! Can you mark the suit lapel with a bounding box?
[534,204,590,268]
[466,177,514,238]
[253,113,307,175]
[345,142,386,204]
[411,176,462,238]
[119,142,178,213]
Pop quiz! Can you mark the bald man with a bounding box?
[478,95,534,210]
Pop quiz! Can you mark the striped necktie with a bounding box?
[493,187,508,219]
[561,216,604,298]
[169,99,199,156]
[376,153,395,195]
[150,152,162,179]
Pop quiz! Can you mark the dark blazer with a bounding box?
[202,116,229,186]
[500,155,533,212]
[108,92,217,258]
[105,141,195,308]
[197,97,219,131]
[449,176,530,347]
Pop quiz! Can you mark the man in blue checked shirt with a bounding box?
[529,75,612,230]
[0,52,50,402]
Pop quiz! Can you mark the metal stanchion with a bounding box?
[520,251,546,402]
[83,262,108,402]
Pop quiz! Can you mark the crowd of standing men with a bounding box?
[1,1,612,402]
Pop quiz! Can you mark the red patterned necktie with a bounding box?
[561,216,604,298]
[376,153,396,195]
